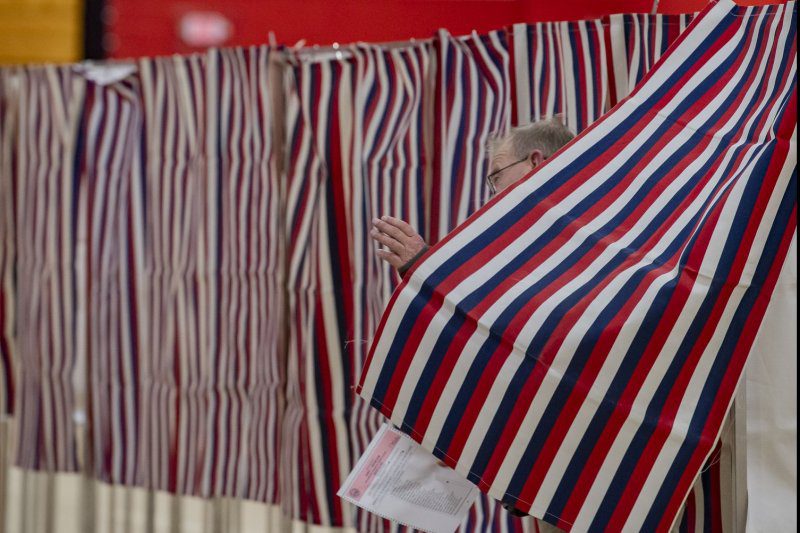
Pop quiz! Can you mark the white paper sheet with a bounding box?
[338,424,479,533]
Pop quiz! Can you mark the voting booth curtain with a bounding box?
[358,1,796,532]
[1,3,795,532]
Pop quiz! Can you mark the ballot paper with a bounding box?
[338,424,479,533]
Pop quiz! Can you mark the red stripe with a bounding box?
[451,40,472,229]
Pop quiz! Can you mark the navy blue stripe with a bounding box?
[472,56,489,216]
[411,49,428,236]
[450,48,469,228]
[582,23,601,130]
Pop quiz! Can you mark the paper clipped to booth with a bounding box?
[338,423,479,533]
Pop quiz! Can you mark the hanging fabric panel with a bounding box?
[130,52,207,496]
[85,47,285,503]
[282,41,432,528]
[282,37,549,532]
[428,29,511,243]
[357,2,797,532]
[607,13,695,107]
[12,66,86,471]
[195,45,285,503]
[429,29,560,533]
[78,71,143,489]
[509,20,608,133]
[0,69,17,416]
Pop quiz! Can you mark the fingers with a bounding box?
[372,217,411,243]
[371,216,428,271]
[376,249,404,269]
[370,229,404,254]
[379,216,417,237]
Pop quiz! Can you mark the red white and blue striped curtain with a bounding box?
[357,2,797,532]
[675,437,731,533]
[283,36,562,533]
[282,41,432,529]
[113,47,285,501]
[11,66,86,471]
[428,29,511,243]
[607,13,695,106]
[80,70,143,488]
[509,21,608,133]
[0,69,16,416]
[5,48,286,501]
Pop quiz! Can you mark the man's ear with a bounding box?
[529,149,545,167]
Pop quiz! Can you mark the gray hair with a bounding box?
[488,116,575,159]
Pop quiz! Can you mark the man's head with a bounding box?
[486,116,574,195]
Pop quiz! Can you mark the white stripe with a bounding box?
[513,23,531,125]
[609,15,630,102]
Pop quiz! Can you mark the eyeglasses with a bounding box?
[485,156,528,195]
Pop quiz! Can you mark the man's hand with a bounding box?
[371,216,427,271]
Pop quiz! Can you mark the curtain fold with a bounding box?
[0,68,18,417]
[606,13,695,107]
[113,48,286,502]
[11,65,86,472]
[509,21,608,134]
[428,29,510,242]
